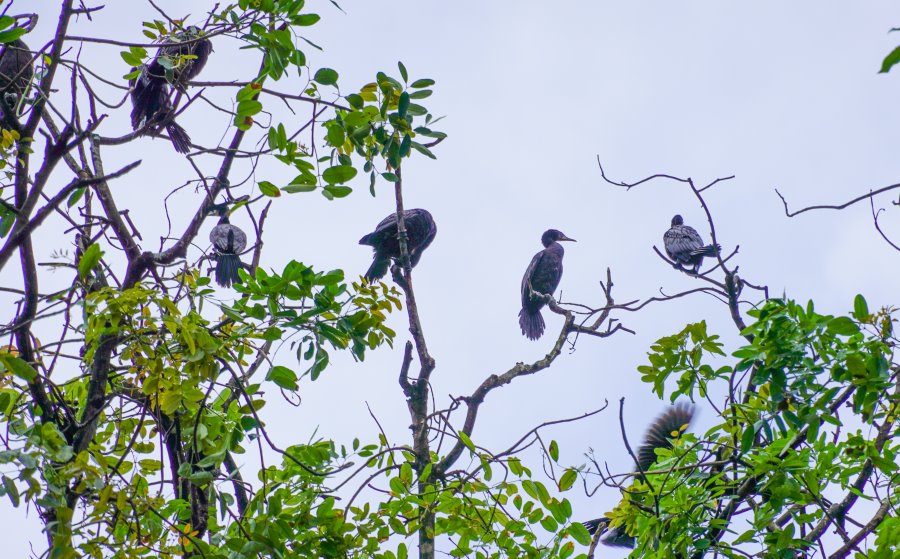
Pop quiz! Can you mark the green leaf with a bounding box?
[0,354,36,382]
[398,61,408,83]
[398,91,410,118]
[67,187,86,208]
[314,68,339,86]
[1,476,19,507]
[880,45,900,73]
[346,93,364,109]
[828,316,859,336]
[294,13,320,26]
[740,423,756,452]
[322,165,357,185]
[283,184,316,195]
[410,78,435,88]
[569,522,592,546]
[540,515,558,532]
[266,366,299,391]
[458,431,475,452]
[0,28,27,44]
[323,185,352,198]
[558,469,577,491]
[548,440,559,462]
[258,180,281,197]
[381,172,399,183]
[853,294,869,320]
[78,244,104,279]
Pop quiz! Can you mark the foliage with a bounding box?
[594,297,898,557]
[0,2,898,559]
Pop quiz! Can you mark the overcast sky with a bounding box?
[4,2,900,557]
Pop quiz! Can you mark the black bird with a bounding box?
[130,26,212,153]
[0,38,33,116]
[359,208,436,282]
[582,403,695,548]
[209,209,247,288]
[663,215,720,273]
[519,229,575,340]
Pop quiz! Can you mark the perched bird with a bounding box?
[359,208,437,282]
[209,208,247,288]
[518,229,575,340]
[0,38,33,115]
[130,26,212,153]
[582,403,695,548]
[663,215,720,274]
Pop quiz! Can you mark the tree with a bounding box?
[1,3,898,559]
[0,2,621,559]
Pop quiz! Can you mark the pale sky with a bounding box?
[3,2,899,557]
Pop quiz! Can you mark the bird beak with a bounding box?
[560,235,576,242]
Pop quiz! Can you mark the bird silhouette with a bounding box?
[209,207,247,288]
[582,403,695,548]
[130,26,212,153]
[663,215,720,273]
[519,229,575,340]
[0,38,33,120]
[359,208,436,282]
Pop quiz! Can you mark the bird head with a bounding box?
[541,229,576,247]
[671,214,684,226]
[205,202,227,216]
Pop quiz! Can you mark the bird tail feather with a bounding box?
[167,121,192,154]
[518,308,545,340]
[364,257,391,282]
[215,254,243,288]
[691,243,720,257]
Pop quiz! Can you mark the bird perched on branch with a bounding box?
[130,26,212,153]
[359,208,436,282]
[663,215,720,273]
[0,37,33,118]
[208,205,247,288]
[519,229,575,340]
[582,403,695,548]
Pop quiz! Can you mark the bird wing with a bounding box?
[663,225,703,261]
[636,403,694,472]
[521,251,545,307]
[210,224,247,254]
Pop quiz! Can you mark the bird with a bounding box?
[582,403,695,548]
[0,38,33,117]
[663,215,720,274]
[209,207,247,288]
[130,26,212,153]
[518,229,575,340]
[359,208,436,282]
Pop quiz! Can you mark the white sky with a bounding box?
[3,2,900,557]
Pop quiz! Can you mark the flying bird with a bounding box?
[582,403,695,548]
[663,215,720,273]
[0,38,33,117]
[130,26,212,153]
[359,208,436,282]
[209,208,247,288]
[519,229,575,340]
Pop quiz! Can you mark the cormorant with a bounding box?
[130,26,212,153]
[663,215,720,273]
[518,229,575,340]
[359,208,436,282]
[209,207,247,288]
[0,38,33,116]
[582,403,695,548]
